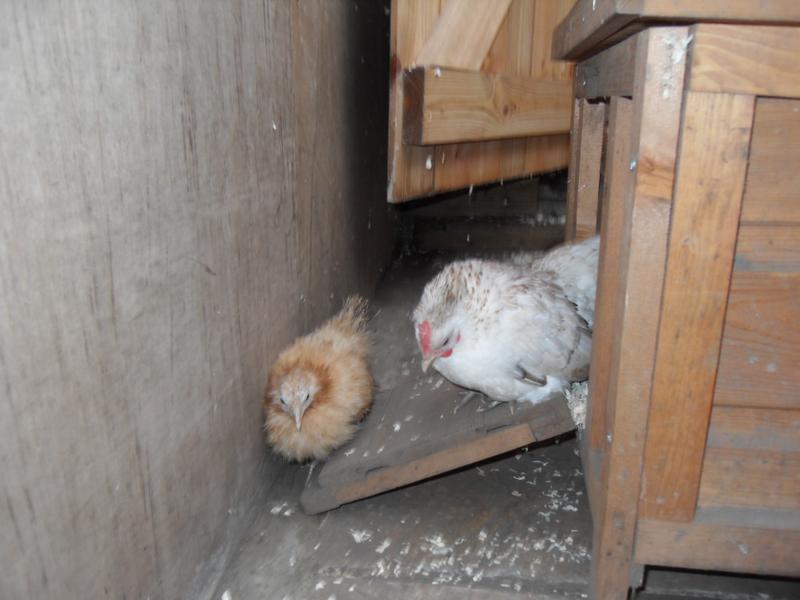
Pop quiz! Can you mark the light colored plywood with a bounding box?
[640,91,755,523]
[590,27,689,599]
[554,0,800,60]
[416,0,512,69]
[403,67,571,144]
[635,517,800,577]
[389,0,576,201]
[715,272,800,410]
[741,98,800,225]
[689,25,800,98]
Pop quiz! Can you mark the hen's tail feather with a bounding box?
[334,295,369,332]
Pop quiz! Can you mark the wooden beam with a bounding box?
[554,0,800,60]
[589,27,689,599]
[585,96,633,501]
[565,100,605,242]
[415,0,512,70]
[689,25,800,97]
[639,92,755,523]
[635,516,800,577]
[402,67,571,145]
[575,33,636,99]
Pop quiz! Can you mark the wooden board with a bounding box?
[565,100,605,242]
[635,514,800,578]
[740,98,800,225]
[639,92,755,522]
[689,25,800,98]
[553,0,800,60]
[575,33,636,99]
[403,67,571,144]
[300,257,577,514]
[389,0,576,202]
[589,27,689,599]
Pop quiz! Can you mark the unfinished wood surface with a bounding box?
[388,0,439,201]
[689,25,800,98]
[741,98,800,225]
[416,0,512,69]
[635,517,800,577]
[586,97,633,479]
[715,271,800,410]
[565,100,605,242]
[639,92,755,523]
[590,27,689,600]
[403,67,571,144]
[575,34,637,99]
[553,0,800,60]
[389,0,576,201]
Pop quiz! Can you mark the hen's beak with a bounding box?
[293,407,303,431]
[421,354,435,373]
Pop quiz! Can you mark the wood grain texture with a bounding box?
[554,0,800,60]
[565,100,605,242]
[389,0,576,201]
[635,517,800,577]
[741,98,800,224]
[590,27,689,599]
[639,92,755,523]
[403,67,571,144]
[0,2,395,598]
[416,0,512,69]
[586,97,633,476]
[715,272,800,409]
[707,406,800,454]
[575,34,637,99]
[689,25,800,98]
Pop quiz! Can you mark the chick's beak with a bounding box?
[293,407,303,431]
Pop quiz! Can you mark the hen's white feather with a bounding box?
[413,236,599,403]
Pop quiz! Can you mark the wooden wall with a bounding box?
[0,2,394,598]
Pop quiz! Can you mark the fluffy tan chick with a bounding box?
[264,296,373,462]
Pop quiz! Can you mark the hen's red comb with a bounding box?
[418,320,432,355]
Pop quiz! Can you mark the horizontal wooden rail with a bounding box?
[403,66,571,145]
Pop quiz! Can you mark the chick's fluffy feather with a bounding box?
[264,296,373,462]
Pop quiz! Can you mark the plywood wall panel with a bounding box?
[0,2,395,598]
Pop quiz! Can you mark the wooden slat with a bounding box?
[565,100,605,242]
[715,272,800,410]
[734,223,800,273]
[586,97,633,485]
[415,0,512,70]
[553,0,800,60]
[689,25,800,98]
[575,33,636,99]
[639,92,755,523]
[707,406,800,454]
[403,67,572,144]
[635,517,800,577]
[590,27,689,599]
[699,447,800,512]
[741,98,800,225]
[388,0,439,201]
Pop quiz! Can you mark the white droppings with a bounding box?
[766,362,778,373]
[478,529,488,542]
[271,121,277,131]
[221,591,232,600]
[629,159,637,171]
[393,422,402,432]
[344,448,355,456]
[315,581,326,591]
[434,67,443,77]
[350,529,373,543]
[512,490,522,497]
[270,502,288,515]
[425,155,433,170]
[375,538,392,554]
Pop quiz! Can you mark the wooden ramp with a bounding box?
[301,256,576,514]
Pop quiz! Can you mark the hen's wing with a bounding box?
[502,275,592,383]
[532,236,599,328]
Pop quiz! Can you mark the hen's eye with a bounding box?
[279,397,286,406]
[304,393,310,403]
[441,336,450,347]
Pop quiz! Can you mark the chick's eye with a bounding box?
[279,397,286,406]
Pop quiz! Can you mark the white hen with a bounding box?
[413,236,599,403]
